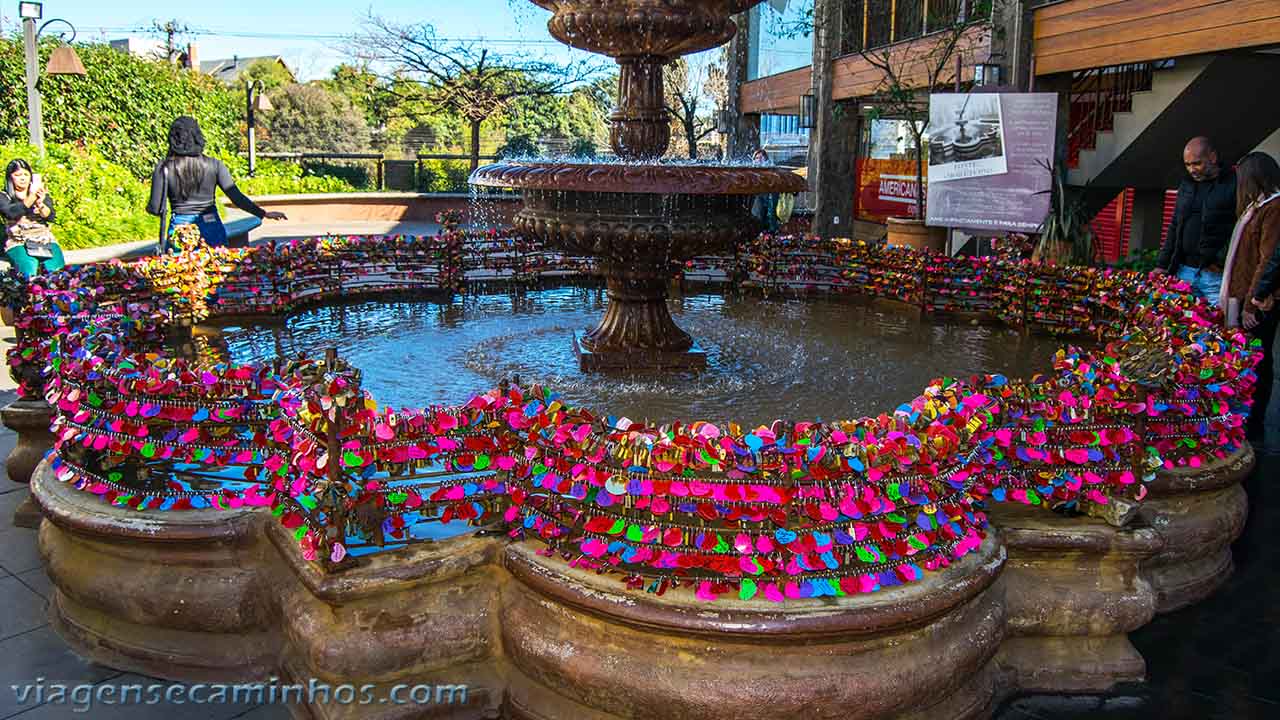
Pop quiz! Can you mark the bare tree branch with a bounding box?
[350,14,607,168]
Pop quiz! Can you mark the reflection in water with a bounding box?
[214,287,1079,426]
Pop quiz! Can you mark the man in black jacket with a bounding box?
[1153,137,1238,300]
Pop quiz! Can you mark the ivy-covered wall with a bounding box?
[0,39,238,179]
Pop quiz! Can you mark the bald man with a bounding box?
[1154,137,1238,300]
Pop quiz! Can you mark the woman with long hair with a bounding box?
[1,158,65,276]
[147,116,286,251]
[1218,151,1280,438]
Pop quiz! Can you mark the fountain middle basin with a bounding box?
[469,162,807,370]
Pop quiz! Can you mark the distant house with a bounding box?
[199,56,295,84]
[109,38,166,59]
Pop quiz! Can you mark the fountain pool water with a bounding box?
[210,287,1079,427]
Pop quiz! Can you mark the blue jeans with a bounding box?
[168,212,227,252]
[1176,265,1223,303]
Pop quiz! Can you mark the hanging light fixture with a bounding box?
[46,45,86,75]
[974,57,1004,87]
[798,93,816,129]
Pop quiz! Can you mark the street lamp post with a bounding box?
[19,2,87,154]
[245,79,272,177]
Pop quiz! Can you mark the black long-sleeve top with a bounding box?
[0,191,55,225]
[146,157,267,218]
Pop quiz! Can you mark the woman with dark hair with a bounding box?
[147,116,286,251]
[1218,151,1280,437]
[1,158,65,276]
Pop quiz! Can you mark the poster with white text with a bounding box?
[926,93,1058,234]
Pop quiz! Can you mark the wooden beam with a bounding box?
[1034,0,1134,22]
[740,65,814,114]
[1034,15,1280,74]
[1034,0,1279,57]
[1035,0,1226,40]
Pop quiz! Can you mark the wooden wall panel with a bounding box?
[738,25,990,114]
[1033,0,1280,75]
[740,66,812,115]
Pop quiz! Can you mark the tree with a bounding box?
[663,57,719,161]
[260,83,371,154]
[354,17,604,170]
[149,19,191,64]
[243,59,294,91]
[858,1,994,218]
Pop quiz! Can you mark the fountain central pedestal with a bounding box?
[471,0,806,371]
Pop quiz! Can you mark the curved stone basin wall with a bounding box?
[9,230,1261,718]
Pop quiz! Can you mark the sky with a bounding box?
[0,1,601,80]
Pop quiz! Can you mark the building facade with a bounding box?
[731,0,1280,248]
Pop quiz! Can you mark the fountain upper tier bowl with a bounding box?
[469,162,805,370]
[530,0,759,58]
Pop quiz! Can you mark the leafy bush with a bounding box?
[570,137,597,159]
[259,83,372,154]
[495,134,540,159]
[417,159,472,193]
[0,40,238,179]
[0,141,154,250]
[302,160,370,190]
[218,154,359,196]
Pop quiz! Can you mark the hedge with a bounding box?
[0,39,238,179]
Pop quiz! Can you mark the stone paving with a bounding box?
[0,389,288,720]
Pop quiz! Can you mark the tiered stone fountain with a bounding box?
[470,0,806,370]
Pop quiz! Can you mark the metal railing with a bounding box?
[250,152,506,192]
[1066,61,1170,169]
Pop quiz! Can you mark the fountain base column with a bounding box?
[575,273,706,371]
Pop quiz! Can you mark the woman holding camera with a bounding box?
[1,158,65,276]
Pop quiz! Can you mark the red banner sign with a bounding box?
[855,158,922,224]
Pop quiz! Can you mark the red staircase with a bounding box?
[1067,62,1167,169]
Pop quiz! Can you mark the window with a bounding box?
[840,0,865,54]
[895,0,924,43]
[865,0,893,49]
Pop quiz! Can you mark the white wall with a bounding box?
[1254,127,1280,160]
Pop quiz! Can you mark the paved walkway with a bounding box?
[0,395,287,719]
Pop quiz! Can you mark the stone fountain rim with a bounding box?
[502,535,1006,639]
[469,160,808,196]
[31,459,261,543]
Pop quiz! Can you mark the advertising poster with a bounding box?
[926,92,1058,234]
[856,118,924,224]
[855,158,919,224]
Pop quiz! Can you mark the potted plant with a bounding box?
[1032,160,1095,266]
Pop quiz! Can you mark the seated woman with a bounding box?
[147,116,286,251]
[1,158,66,276]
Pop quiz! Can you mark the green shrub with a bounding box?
[495,134,540,160]
[302,160,370,190]
[218,154,358,196]
[0,40,238,179]
[0,141,154,250]
[417,159,472,193]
